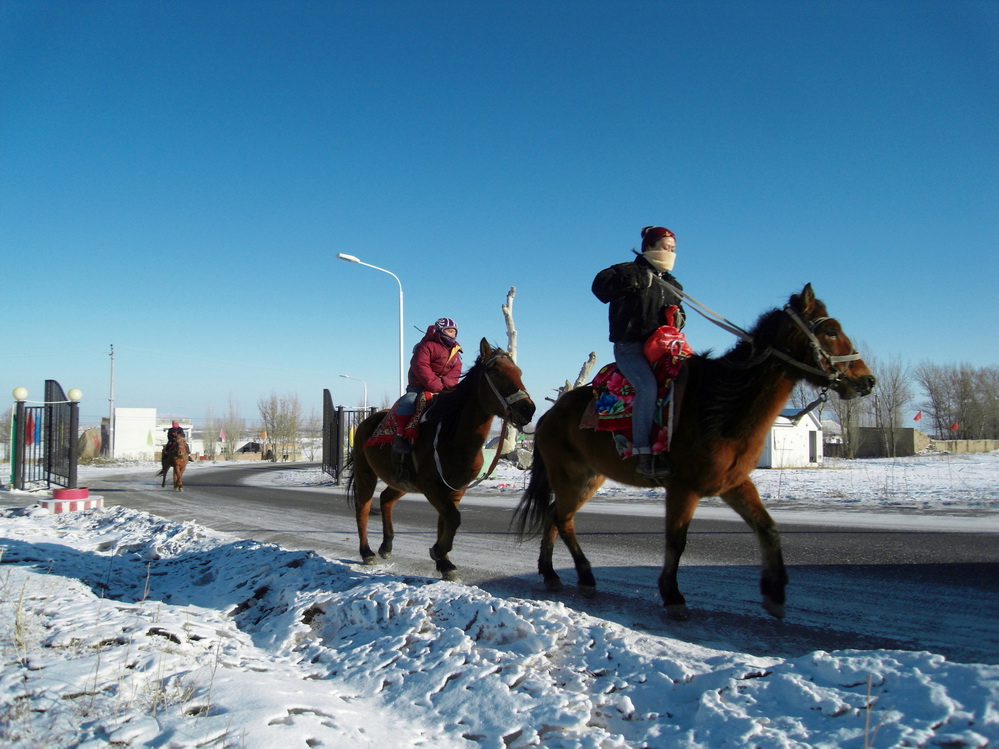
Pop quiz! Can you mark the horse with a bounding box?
[513,284,875,620]
[348,338,536,581]
[157,434,190,491]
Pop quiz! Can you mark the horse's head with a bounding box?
[781,284,876,399]
[476,338,536,429]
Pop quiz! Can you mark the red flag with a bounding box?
[219,429,227,441]
[950,421,959,431]
[25,412,35,446]
[913,411,922,421]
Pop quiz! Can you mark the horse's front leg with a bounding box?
[658,487,701,620]
[428,494,462,582]
[376,487,404,559]
[720,479,788,619]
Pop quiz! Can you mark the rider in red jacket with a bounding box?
[393,317,462,453]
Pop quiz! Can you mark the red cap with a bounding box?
[641,226,675,251]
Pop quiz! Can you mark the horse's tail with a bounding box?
[344,452,358,510]
[512,422,554,540]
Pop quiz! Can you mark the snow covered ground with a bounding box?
[1,453,997,748]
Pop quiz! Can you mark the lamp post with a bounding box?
[67,388,82,489]
[339,374,368,409]
[337,253,405,397]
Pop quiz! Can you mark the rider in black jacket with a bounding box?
[592,226,685,478]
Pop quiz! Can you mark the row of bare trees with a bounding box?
[793,354,998,458]
[194,393,321,462]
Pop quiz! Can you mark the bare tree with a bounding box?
[866,353,913,457]
[550,352,598,403]
[302,407,323,460]
[499,287,521,456]
[219,396,245,461]
[258,392,302,461]
[201,406,220,460]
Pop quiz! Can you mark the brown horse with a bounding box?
[157,434,190,491]
[514,284,875,620]
[349,338,536,580]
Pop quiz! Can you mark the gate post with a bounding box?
[11,387,27,491]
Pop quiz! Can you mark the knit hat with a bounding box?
[435,317,458,334]
[640,226,675,252]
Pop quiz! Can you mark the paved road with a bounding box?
[88,461,999,664]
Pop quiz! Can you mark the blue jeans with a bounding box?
[614,341,658,452]
[396,388,419,417]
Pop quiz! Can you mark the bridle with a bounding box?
[480,350,532,420]
[774,304,863,386]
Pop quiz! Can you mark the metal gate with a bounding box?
[11,380,79,490]
[321,388,377,484]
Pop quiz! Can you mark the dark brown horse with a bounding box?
[349,338,536,580]
[157,434,190,491]
[514,284,875,620]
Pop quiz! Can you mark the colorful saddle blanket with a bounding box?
[365,392,432,448]
[583,360,685,459]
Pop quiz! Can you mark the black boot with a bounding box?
[636,453,672,479]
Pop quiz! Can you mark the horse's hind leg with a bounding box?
[538,511,562,592]
[351,451,381,564]
[720,480,788,619]
[548,469,604,597]
[376,486,405,559]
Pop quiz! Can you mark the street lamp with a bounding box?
[339,374,368,409]
[337,253,405,397]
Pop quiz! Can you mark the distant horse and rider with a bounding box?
[157,421,191,491]
[514,283,874,619]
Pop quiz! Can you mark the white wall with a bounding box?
[113,408,157,460]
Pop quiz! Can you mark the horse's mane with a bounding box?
[422,353,489,442]
[691,305,796,439]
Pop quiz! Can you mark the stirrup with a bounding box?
[392,435,412,454]
[636,453,672,479]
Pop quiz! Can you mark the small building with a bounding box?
[756,409,823,469]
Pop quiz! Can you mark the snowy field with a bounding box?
[1,453,997,748]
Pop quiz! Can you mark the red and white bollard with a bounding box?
[41,488,104,514]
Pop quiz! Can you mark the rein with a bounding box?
[655,277,862,420]
[656,277,861,384]
[431,351,527,492]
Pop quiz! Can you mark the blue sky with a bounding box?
[3,0,996,426]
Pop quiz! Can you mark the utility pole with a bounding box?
[108,345,115,458]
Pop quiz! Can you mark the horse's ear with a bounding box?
[479,338,491,360]
[794,283,816,316]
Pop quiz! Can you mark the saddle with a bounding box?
[364,392,433,449]
[583,312,692,458]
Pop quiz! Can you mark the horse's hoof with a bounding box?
[428,545,441,562]
[362,556,378,566]
[441,570,460,583]
[577,584,597,599]
[762,597,786,619]
[544,577,563,593]
[665,604,691,621]
[378,549,392,560]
